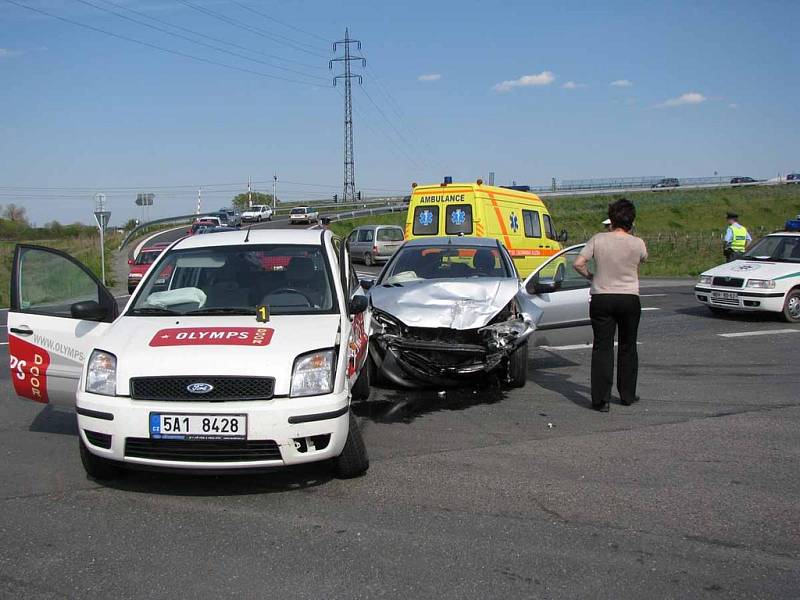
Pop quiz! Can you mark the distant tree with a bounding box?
[231,192,274,212]
[2,203,28,224]
[45,220,64,235]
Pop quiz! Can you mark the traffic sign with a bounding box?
[93,210,111,230]
[136,193,155,206]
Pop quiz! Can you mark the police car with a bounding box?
[695,230,800,322]
[7,229,371,480]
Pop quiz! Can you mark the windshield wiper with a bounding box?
[185,307,255,316]
[129,307,181,316]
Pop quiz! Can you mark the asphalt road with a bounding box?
[2,273,799,597]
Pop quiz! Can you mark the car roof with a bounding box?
[402,236,500,248]
[172,228,326,249]
[767,231,800,237]
[140,246,165,252]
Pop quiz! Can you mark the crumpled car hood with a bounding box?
[370,278,523,329]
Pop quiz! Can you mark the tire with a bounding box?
[364,253,375,267]
[504,341,529,388]
[333,412,369,478]
[350,361,371,401]
[782,289,800,323]
[79,438,122,481]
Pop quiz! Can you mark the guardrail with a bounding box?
[118,212,219,250]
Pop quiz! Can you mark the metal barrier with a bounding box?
[118,212,219,251]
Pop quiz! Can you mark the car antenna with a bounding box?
[244,225,252,243]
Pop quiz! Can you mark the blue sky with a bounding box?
[1,0,798,225]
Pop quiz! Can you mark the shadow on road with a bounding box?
[529,351,594,410]
[29,405,78,436]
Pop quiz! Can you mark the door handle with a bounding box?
[10,327,33,336]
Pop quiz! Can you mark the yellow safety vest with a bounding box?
[727,223,749,252]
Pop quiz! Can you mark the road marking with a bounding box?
[0,342,8,346]
[718,329,799,338]
[640,293,667,297]
[641,307,661,311]
[539,342,641,351]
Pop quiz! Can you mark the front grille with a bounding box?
[124,438,282,462]
[129,376,275,401]
[712,277,744,288]
[85,430,112,449]
[711,297,740,306]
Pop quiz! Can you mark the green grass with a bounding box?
[1,234,118,308]
[331,185,800,277]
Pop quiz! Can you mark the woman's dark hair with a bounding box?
[608,198,636,231]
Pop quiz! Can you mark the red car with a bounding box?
[126,246,166,294]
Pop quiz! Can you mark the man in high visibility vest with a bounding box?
[724,212,751,262]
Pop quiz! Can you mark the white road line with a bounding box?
[0,342,8,346]
[640,293,667,297]
[718,329,799,338]
[641,307,661,311]
[540,342,642,351]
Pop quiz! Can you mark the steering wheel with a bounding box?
[268,287,313,306]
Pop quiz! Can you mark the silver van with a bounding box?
[347,225,405,266]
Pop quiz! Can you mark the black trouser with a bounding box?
[589,294,641,406]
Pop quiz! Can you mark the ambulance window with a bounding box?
[445,204,473,235]
[357,229,374,243]
[543,214,557,240]
[522,210,542,238]
[413,206,439,235]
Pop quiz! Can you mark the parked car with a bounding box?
[347,225,405,266]
[651,178,680,189]
[289,206,320,225]
[731,176,757,184]
[241,204,273,222]
[364,237,590,388]
[6,229,371,480]
[126,245,167,294]
[786,173,800,184]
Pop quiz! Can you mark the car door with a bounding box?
[7,245,118,406]
[348,229,362,261]
[335,238,369,382]
[522,244,592,347]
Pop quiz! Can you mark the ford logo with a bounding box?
[187,382,214,394]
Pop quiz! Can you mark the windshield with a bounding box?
[377,227,404,242]
[381,245,511,284]
[130,244,337,316]
[743,236,800,262]
[135,251,161,265]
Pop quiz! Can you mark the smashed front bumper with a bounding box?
[371,315,534,387]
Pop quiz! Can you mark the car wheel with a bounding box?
[350,361,371,402]
[79,438,122,481]
[504,341,529,388]
[364,253,375,267]
[333,412,369,478]
[367,352,384,385]
[782,289,800,323]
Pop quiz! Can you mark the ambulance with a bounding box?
[404,179,566,278]
[6,229,371,480]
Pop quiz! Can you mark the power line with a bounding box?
[228,1,332,45]
[73,0,327,83]
[101,0,325,73]
[358,85,426,169]
[3,0,328,87]
[175,0,328,59]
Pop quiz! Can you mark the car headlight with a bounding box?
[86,350,117,396]
[699,275,713,285]
[291,349,335,397]
[746,279,776,289]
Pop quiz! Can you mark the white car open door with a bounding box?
[522,244,592,347]
[7,245,118,407]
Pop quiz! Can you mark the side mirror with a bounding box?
[349,295,369,315]
[71,300,109,321]
[360,277,375,290]
[558,229,569,243]
[526,274,560,295]
[127,258,134,265]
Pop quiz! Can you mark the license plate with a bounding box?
[711,291,737,300]
[149,413,246,440]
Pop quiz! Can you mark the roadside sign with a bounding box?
[136,193,155,206]
[93,210,111,230]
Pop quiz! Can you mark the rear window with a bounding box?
[413,206,439,236]
[135,251,161,265]
[445,204,473,235]
[291,208,306,215]
[377,227,404,242]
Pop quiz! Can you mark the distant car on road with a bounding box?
[289,206,319,225]
[730,176,757,184]
[347,225,405,266]
[126,245,166,294]
[217,208,242,228]
[188,220,218,236]
[241,204,273,223]
[786,173,800,184]
[651,178,680,189]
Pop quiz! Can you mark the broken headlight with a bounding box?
[372,310,403,336]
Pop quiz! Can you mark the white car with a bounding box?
[241,205,273,222]
[6,230,372,480]
[695,231,800,322]
[289,206,320,225]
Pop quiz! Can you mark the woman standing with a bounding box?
[573,199,648,411]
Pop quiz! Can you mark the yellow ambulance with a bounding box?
[404,180,564,278]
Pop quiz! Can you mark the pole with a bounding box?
[272,173,277,209]
[99,223,106,286]
[248,176,252,208]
